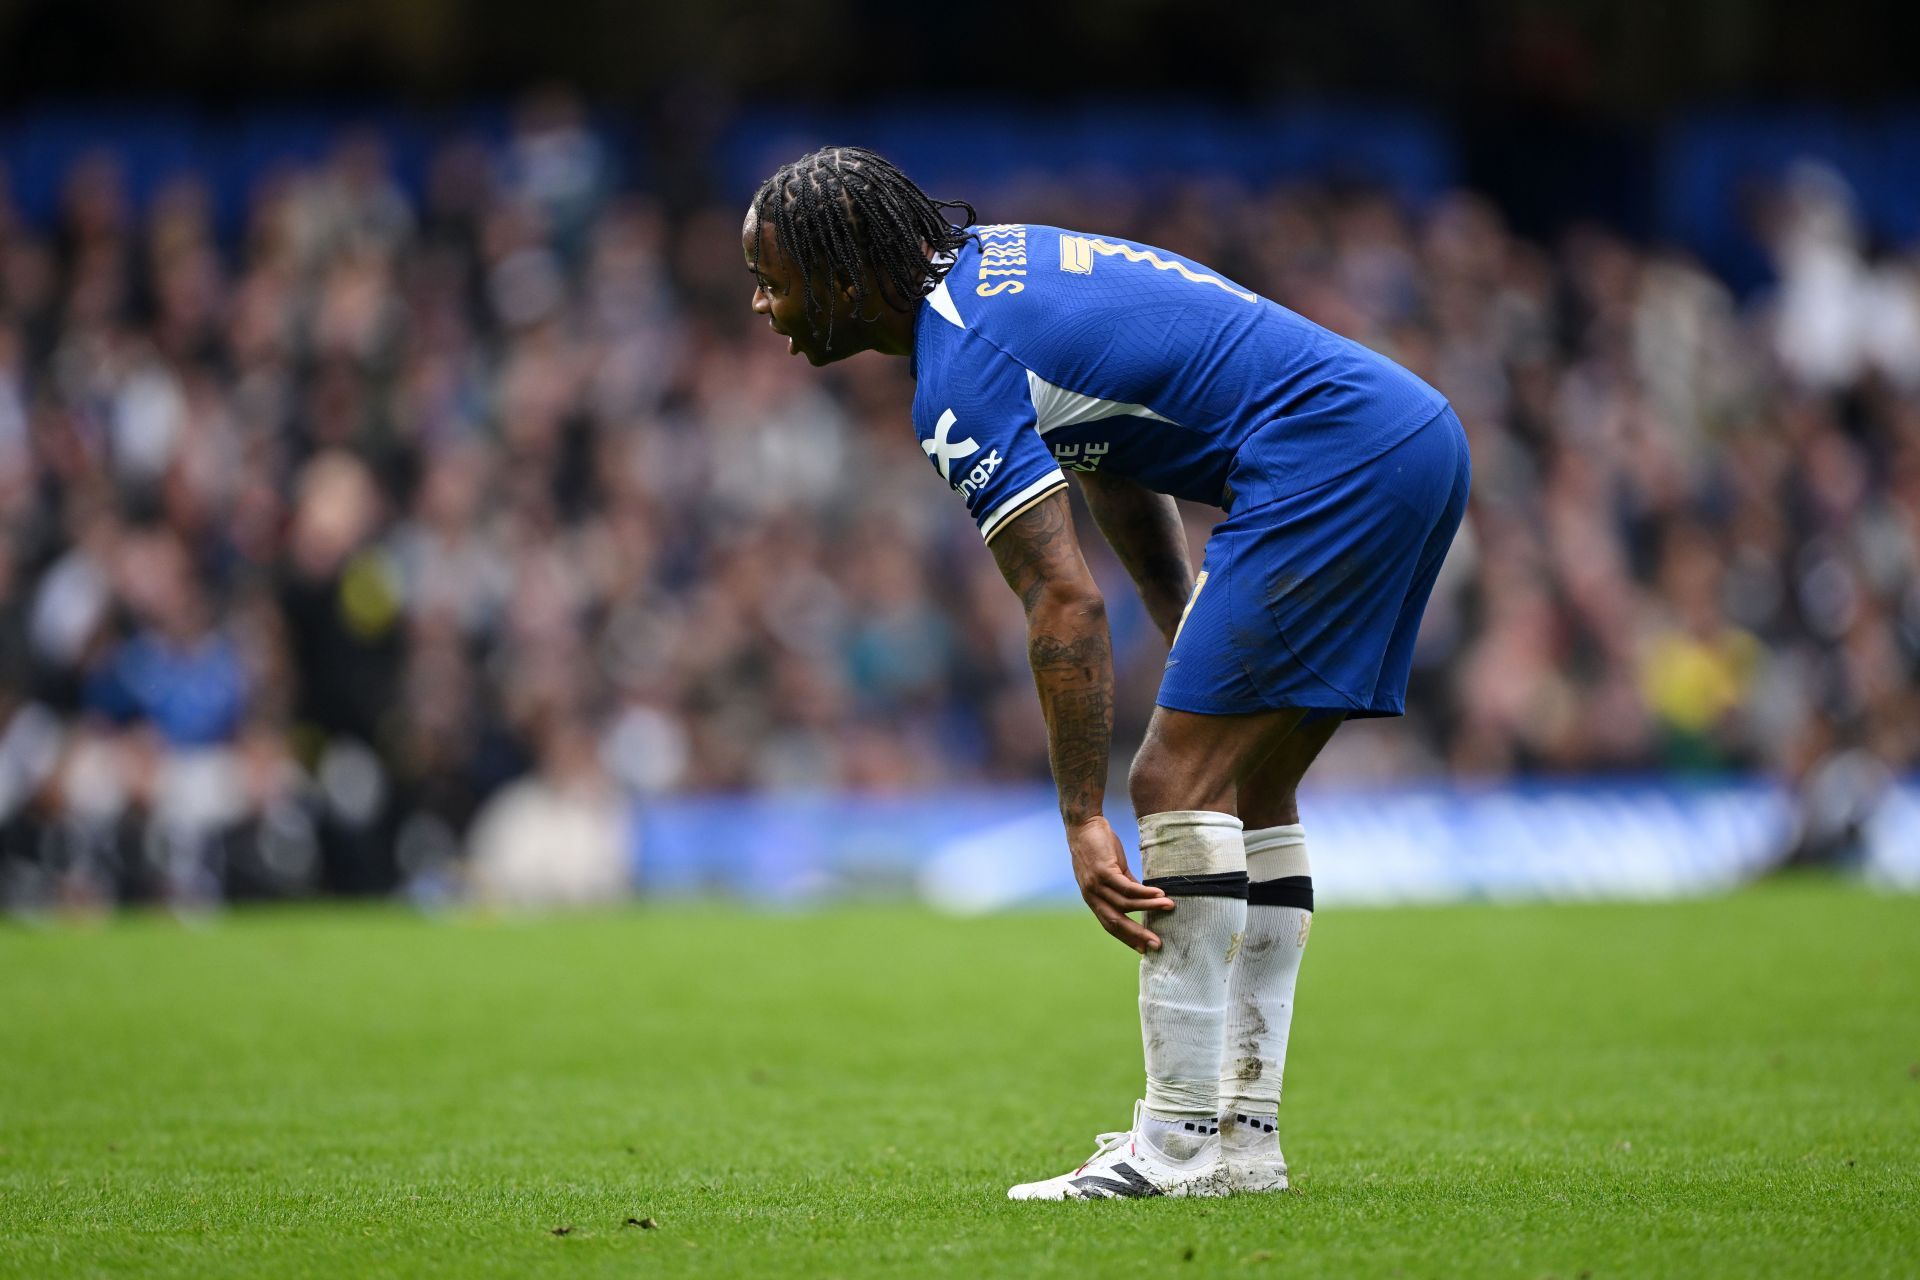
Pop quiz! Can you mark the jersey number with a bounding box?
[1057,236,1256,303]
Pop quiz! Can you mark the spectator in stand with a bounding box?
[0,107,1914,909]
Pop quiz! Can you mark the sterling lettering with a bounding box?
[975,223,1027,297]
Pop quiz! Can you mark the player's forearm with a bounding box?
[1078,474,1193,643]
[984,490,1115,826]
[1025,590,1114,827]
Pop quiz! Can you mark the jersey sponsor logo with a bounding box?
[974,223,1027,296]
[1052,440,1109,472]
[923,408,980,483]
[956,449,1002,499]
[1068,1162,1163,1198]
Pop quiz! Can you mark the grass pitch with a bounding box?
[2,879,1916,1278]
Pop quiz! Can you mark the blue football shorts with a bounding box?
[1156,406,1471,719]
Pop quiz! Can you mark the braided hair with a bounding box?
[751,146,976,347]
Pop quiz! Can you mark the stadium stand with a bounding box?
[0,101,1913,906]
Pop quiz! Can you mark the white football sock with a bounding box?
[1139,1111,1219,1168]
[1137,809,1247,1142]
[1220,823,1312,1122]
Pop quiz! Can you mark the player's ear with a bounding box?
[841,261,893,312]
[838,273,877,323]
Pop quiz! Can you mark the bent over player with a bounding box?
[743,148,1470,1199]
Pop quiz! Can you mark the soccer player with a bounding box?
[743,148,1470,1199]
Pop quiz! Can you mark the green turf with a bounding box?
[2,879,1916,1278]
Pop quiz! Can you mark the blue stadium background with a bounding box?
[0,0,1915,910]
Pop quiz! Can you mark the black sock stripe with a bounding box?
[1249,875,1313,911]
[1144,871,1249,899]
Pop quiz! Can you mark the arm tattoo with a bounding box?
[989,492,1114,826]
[991,493,1071,615]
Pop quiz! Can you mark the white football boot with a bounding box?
[1007,1101,1225,1200]
[1220,1111,1289,1193]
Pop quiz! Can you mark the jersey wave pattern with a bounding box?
[910,224,1450,541]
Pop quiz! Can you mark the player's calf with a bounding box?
[1010,809,1247,1201]
[1218,822,1313,1194]
[1137,809,1247,1125]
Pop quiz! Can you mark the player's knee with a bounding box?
[1127,747,1167,815]
[1128,741,1228,817]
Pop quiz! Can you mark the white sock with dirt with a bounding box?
[1136,809,1247,1161]
[1220,823,1312,1138]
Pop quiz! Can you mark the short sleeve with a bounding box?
[913,332,1067,544]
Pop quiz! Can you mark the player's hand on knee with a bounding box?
[1066,817,1175,954]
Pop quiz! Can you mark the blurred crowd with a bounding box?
[0,103,1914,909]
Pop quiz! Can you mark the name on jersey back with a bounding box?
[974,224,1027,297]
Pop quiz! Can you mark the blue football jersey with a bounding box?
[910,223,1450,542]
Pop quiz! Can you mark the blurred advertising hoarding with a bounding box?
[633,779,1919,910]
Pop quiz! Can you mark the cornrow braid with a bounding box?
[752,146,976,348]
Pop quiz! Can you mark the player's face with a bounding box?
[742,213,853,366]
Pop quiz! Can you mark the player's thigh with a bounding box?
[1129,704,1306,818]
[1235,712,1345,829]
